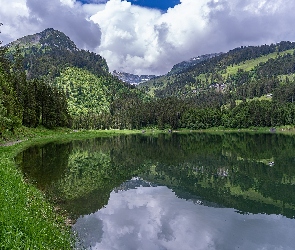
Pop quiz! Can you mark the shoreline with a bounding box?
[1,127,295,248]
[0,128,149,249]
[1,125,295,146]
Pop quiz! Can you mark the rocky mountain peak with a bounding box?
[9,28,78,51]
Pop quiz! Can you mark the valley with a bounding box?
[1,27,295,249]
[1,28,295,135]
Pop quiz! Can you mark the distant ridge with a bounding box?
[112,70,156,85]
[168,53,223,75]
[138,41,295,100]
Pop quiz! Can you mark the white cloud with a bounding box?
[0,0,101,50]
[60,0,76,7]
[90,0,213,75]
[1,0,295,75]
[90,0,295,75]
[90,0,164,74]
[82,4,106,17]
[0,0,34,43]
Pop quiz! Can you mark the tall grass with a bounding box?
[0,144,73,249]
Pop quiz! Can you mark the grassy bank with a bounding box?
[0,141,73,249]
[0,127,145,249]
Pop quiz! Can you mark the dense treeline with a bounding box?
[108,96,295,130]
[227,51,295,100]
[0,28,143,133]
[2,45,295,132]
[0,45,70,134]
[0,46,21,132]
[132,41,295,131]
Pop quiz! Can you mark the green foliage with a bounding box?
[0,46,22,133]
[56,67,110,115]
[181,107,222,129]
[273,80,295,103]
[3,27,295,132]
[223,100,295,128]
[55,67,110,129]
[5,28,149,131]
[0,44,70,133]
[139,41,295,104]
[35,79,70,128]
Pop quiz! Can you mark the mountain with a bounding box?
[138,41,295,105]
[2,27,295,132]
[2,28,145,130]
[7,28,109,80]
[9,28,78,52]
[168,53,222,75]
[112,70,156,85]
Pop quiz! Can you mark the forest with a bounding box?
[1,27,295,134]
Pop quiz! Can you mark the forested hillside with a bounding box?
[1,26,295,133]
[134,41,295,130]
[168,53,222,76]
[139,41,295,101]
[0,28,145,133]
[0,27,70,131]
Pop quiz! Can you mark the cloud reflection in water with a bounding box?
[73,184,295,250]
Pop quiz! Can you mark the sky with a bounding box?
[1,0,295,75]
[78,0,181,11]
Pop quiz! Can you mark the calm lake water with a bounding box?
[17,132,295,250]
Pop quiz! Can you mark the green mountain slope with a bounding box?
[7,28,109,80]
[2,27,295,132]
[138,41,295,104]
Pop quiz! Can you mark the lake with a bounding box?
[17,132,295,250]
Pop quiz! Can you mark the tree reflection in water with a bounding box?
[17,132,295,221]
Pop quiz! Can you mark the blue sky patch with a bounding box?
[78,0,180,11]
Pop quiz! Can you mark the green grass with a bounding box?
[278,73,295,82]
[223,49,295,76]
[0,144,73,249]
[233,94,273,106]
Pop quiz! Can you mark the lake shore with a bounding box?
[1,126,295,249]
[0,127,153,249]
[1,125,295,147]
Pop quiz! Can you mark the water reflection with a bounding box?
[73,178,295,250]
[16,132,295,248]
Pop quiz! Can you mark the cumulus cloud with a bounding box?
[0,0,34,44]
[0,0,101,50]
[1,0,295,75]
[90,0,295,75]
